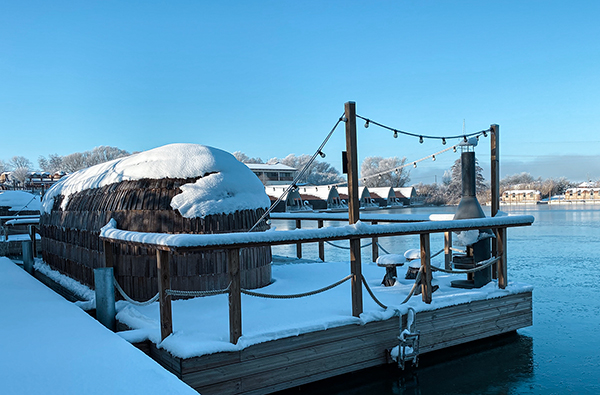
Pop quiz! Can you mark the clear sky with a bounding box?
[2,1,599,183]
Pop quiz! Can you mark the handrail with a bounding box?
[99,215,534,252]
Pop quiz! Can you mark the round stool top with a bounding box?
[376,254,406,267]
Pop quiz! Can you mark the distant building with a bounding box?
[368,187,404,208]
[394,187,417,206]
[564,186,600,202]
[502,190,541,204]
[246,163,296,186]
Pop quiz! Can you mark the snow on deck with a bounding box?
[0,190,41,212]
[114,258,532,359]
[0,257,197,395]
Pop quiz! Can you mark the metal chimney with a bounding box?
[451,143,492,289]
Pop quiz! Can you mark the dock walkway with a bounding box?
[0,257,197,395]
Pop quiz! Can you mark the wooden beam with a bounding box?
[420,233,432,304]
[444,231,452,270]
[371,221,378,263]
[490,124,500,277]
[317,220,325,262]
[156,249,173,341]
[295,219,302,259]
[345,101,362,317]
[228,248,242,343]
[496,227,508,289]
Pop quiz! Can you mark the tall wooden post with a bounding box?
[295,219,302,259]
[371,221,379,263]
[345,101,363,317]
[28,225,37,258]
[156,249,173,341]
[228,248,242,344]
[490,124,500,279]
[318,220,325,261]
[420,233,432,304]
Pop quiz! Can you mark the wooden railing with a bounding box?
[99,215,534,343]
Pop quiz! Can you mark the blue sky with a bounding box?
[2,1,600,183]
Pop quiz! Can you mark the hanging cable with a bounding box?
[249,114,345,232]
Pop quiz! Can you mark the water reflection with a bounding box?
[278,333,534,395]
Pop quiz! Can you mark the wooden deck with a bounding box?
[130,291,532,395]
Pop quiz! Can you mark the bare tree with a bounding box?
[233,151,263,164]
[61,152,88,173]
[38,154,64,173]
[360,156,410,188]
[0,159,8,173]
[268,154,344,185]
[10,156,33,170]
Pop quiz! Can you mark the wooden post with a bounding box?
[228,248,242,344]
[371,221,379,263]
[497,227,508,289]
[94,267,116,331]
[490,124,500,279]
[295,219,302,259]
[318,220,325,261]
[420,233,432,304]
[345,101,363,317]
[28,225,37,258]
[444,231,452,271]
[156,249,173,341]
[103,240,114,268]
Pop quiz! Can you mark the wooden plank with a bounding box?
[444,231,452,270]
[497,227,508,288]
[317,219,325,261]
[295,219,302,259]
[371,221,378,263]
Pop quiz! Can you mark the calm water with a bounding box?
[273,205,600,394]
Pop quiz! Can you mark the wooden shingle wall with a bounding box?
[40,178,271,300]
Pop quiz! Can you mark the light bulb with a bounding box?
[364,120,370,128]
[413,162,417,168]
[393,130,398,138]
[442,138,446,145]
[432,155,436,161]
[318,151,326,158]
[483,131,487,137]
[419,136,424,144]
[453,146,457,153]
[463,136,468,143]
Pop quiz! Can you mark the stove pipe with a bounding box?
[451,150,492,289]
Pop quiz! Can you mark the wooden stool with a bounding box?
[376,254,406,286]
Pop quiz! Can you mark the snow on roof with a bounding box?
[246,163,297,171]
[503,190,541,194]
[41,143,270,218]
[0,257,197,395]
[368,187,394,199]
[0,191,41,212]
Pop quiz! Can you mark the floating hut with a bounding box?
[368,187,404,208]
[40,144,272,300]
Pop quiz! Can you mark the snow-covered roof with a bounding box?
[41,143,270,218]
[368,187,394,200]
[503,190,541,195]
[0,191,41,212]
[246,163,297,171]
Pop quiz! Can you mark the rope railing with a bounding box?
[240,274,353,299]
[167,283,231,298]
[431,255,500,274]
[325,240,373,250]
[114,277,160,306]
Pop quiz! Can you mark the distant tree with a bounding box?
[445,158,488,204]
[233,151,264,164]
[268,154,344,185]
[500,172,541,192]
[61,152,88,173]
[416,182,446,205]
[86,146,129,167]
[8,156,33,185]
[540,177,571,198]
[0,159,8,173]
[38,153,64,173]
[360,156,410,188]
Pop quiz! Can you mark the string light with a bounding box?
[483,131,487,137]
[413,162,417,168]
[393,130,398,138]
[419,136,424,144]
[463,136,468,143]
[453,146,457,153]
[318,151,326,158]
[432,155,436,161]
[442,138,446,145]
[364,119,370,128]
[378,175,382,180]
